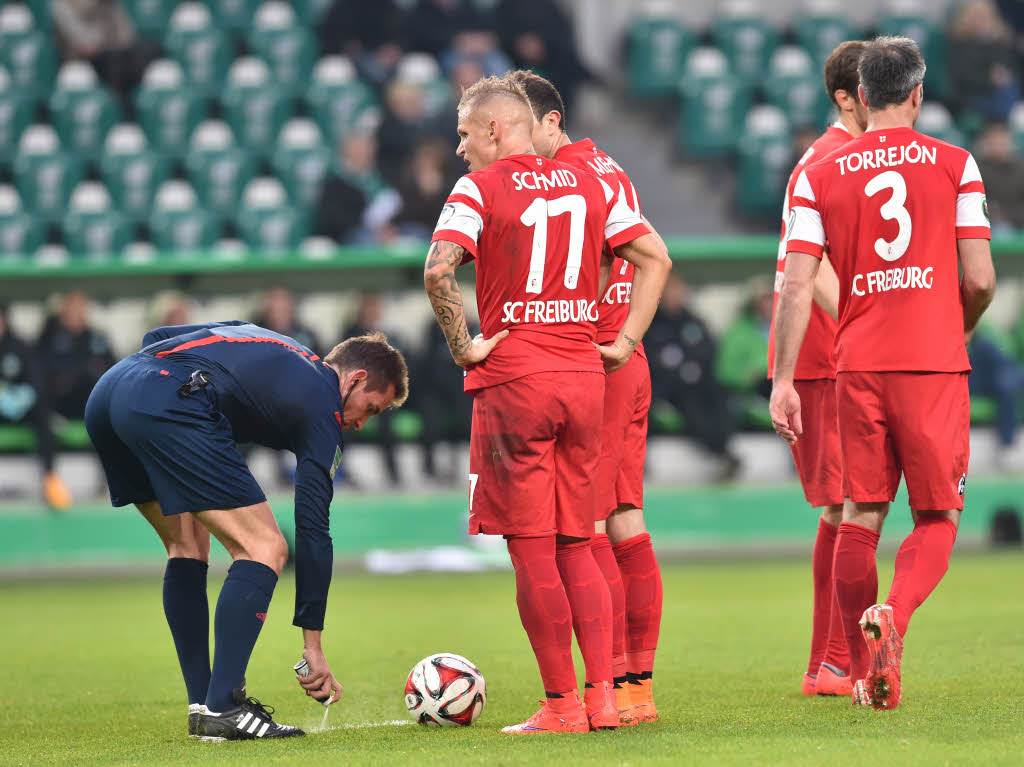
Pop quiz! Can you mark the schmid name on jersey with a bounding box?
[512,169,579,191]
[501,298,599,324]
[834,140,937,176]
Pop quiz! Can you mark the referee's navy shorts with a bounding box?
[85,354,266,516]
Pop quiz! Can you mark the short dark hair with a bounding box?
[323,331,409,408]
[858,36,926,110]
[509,69,567,131]
[823,41,865,106]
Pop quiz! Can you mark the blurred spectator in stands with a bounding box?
[317,0,405,87]
[414,322,472,483]
[495,0,591,110]
[969,324,1024,468]
[145,290,192,334]
[716,277,774,401]
[792,126,818,165]
[0,304,69,510]
[974,121,1024,232]
[645,274,740,480]
[253,285,322,355]
[399,0,496,61]
[948,0,1020,121]
[315,132,401,244]
[52,0,161,105]
[393,138,460,239]
[378,80,447,183]
[342,294,401,485]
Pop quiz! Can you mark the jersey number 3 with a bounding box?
[521,195,587,293]
[864,170,912,262]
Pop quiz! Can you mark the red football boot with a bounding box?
[583,681,619,731]
[816,662,853,696]
[500,692,589,734]
[859,604,904,710]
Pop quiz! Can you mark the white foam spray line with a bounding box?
[309,719,413,733]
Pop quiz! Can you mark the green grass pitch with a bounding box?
[2,552,1022,766]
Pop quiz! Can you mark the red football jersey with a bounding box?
[788,127,990,373]
[553,139,646,355]
[766,123,850,380]
[432,153,649,392]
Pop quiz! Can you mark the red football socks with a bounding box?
[506,535,578,694]
[612,532,663,677]
[556,539,613,686]
[590,533,627,682]
[810,517,850,674]
[832,522,880,681]
[886,515,958,637]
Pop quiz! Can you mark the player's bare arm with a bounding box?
[770,250,820,444]
[297,628,343,704]
[957,238,996,342]
[813,252,840,322]
[598,233,672,373]
[424,239,509,366]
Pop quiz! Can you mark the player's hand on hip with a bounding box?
[453,330,509,366]
[297,647,343,705]
[769,381,803,445]
[596,339,633,373]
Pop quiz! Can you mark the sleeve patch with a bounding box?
[956,192,990,230]
[330,445,343,480]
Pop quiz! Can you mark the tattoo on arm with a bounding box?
[623,333,639,349]
[425,241,473,361]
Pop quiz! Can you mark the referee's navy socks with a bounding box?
[163,557,211,706]
[205,559,279,713]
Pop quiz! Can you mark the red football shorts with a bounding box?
[467,371,604,539]
[836,371,969,511]
[791,378,843,507]
[596,350,651,520]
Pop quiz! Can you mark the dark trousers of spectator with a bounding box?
[666,384,733,457]
[417,393,472,480]
[969,338,1024,447]
[0,401,57,475]
[91,41,162,112]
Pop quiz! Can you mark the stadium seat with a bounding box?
[678,47,750,157]
[877,6,947,99]
[49,62,121,164]
[1009,102,1024,153]
[184,119,256,218]
[148,179,220,252]
[293,0,334,25]
[710,1,780,87]
[13,124,84,225]
[0,65,36,171]
[916,102,963,146]
[0,4,56,98]
[235,177,308,253]
[795,0,860,69]
[306,56,380,144]
[0,184,43,259]
[271,118,332,213]
[99,123,170,226]
[134,59,208,160]
[248,1,318,94]
[163,3,233,98]
[626,1,695,98]
[62,181,131,258]
[763,46,830,131]
[207,0,261,35]
[221,57,292,161]
[22,0,50,28]
[123,0,175,38]
[737,105,792,216]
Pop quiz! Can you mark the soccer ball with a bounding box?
[404,653,486,726]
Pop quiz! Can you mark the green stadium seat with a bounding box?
[737,105,792,216]
[1009,103,1024,153]
[795,3,859,69]
[248,1,318,94]
[49,62,121,164]
[13,124,84,224]
[99,124,170,226]
[148,179,220,252]
[0,66,36,170]
[915,103,963,146]
[271,118,332,213]
[762,46,830,131]
[235,177,308,252]
[163,3,233,98]
[134,59,208,159]
[678,47,750,157]
[711,4,780,87]
[0,5,56,98]
[306,56,380,144]
[184,120,256,218]
[208,0,262,35]
[221,57,292,160]
[62,181,132,258]
[293,0,335,25]
[877,9,947,99]
[626,3,695,98]
[124,0,175,38]
[0,184,43,259]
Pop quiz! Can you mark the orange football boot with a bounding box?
[629,676,658,723]
[859,604,904,710]
[615,683,638,726]
[500,692,589,734]
[583,681,619,730]
[801,673,816,696]
[43,471,72,511]
[815,662,853,696]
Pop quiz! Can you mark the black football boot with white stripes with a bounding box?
[195,688,304,742]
